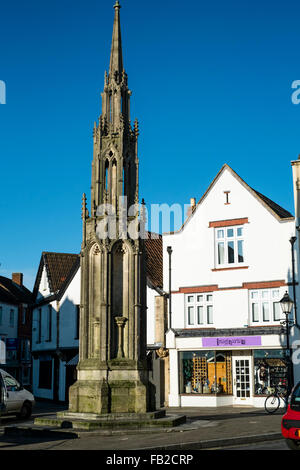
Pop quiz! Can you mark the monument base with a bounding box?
[68,378,154,415]
[34,409,186,431]
[68,358,156,414]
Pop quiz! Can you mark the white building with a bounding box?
[164,164,300,408]
[0,273,32,387]
[32,239,168,406]
[32,253,80,402]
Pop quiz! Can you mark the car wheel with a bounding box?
[17,403,32,420]
[286,439,300,450]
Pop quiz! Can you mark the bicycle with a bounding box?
[264,384,288,414]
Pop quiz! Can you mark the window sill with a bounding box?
[180,393,233,397]
[212,266,249,272]
[185,326,215,329]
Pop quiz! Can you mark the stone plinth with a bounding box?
[34,409,186,431]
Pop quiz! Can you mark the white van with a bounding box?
[0,369,35,419]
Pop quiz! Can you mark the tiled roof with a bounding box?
[144,232,163,289]
[0,276,33,305]
[43,252,79,293]
[252,189,293,219]
[33,252,79,299]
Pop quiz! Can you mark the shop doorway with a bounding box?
[233,356,252,405]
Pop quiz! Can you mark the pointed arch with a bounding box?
[105,159,109,191]
[110,240,132,358]
[111,158,117,206]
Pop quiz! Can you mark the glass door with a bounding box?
[233,356,252,404]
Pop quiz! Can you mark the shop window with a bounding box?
[215,226,244,267]
[254,349,287,396]
[249,289,283,325]
[179,350,232,395]
[185,294,213,327]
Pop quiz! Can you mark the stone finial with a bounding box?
[81,193,88,220]
[134,118,139,137]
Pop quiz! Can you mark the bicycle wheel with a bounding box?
[265,394,280,413]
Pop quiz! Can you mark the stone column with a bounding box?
[115,316,128,358]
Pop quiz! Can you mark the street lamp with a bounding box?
[289,236,299,328]
[280,291,294,394]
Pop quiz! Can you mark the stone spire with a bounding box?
[92,1,137,214]
[109,1,123,77]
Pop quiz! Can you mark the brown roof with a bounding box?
[144,232,163,290]
[33,252,79,299]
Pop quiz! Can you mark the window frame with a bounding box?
[249,288,282,325]
[185,294,214,327]
[9,309,14,328]
[46,305,52,342]
[215,225,245,268]
[37,308,42,343]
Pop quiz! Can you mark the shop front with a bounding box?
[167,329,289,407]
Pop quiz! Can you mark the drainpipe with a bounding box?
[167,246,173,330]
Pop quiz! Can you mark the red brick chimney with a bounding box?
[187,198,196,217]
[12,273,23,286]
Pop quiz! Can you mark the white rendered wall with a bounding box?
[146,285,157,345]
[163,167,297,330]
[59,269,80,349]
[31,301,57,352]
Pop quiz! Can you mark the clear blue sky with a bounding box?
[1,0,300,289]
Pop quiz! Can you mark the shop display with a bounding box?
[180,351,232,395]
[254,350,287,395]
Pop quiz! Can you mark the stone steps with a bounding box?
[34,413,186,431]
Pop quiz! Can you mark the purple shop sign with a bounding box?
[202,336,262,348]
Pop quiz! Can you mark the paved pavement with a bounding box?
[0,402,288,450]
